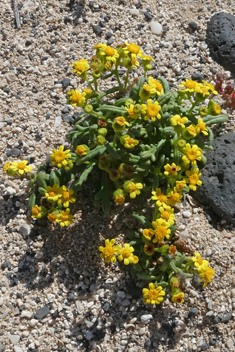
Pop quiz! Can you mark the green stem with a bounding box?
[124,69,130,89]
[113,133,118,149]
[114,70,123,90]
[84,78,96,93]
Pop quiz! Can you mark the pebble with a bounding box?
[140,314,153,324]
[226,338,234,348]
[188,307,199,318]
[150,21,162,35]
[93,25,103,35]
[29,319,38,327]
[34,306,50,320]
[17,223,31,238]
[179,229,189,239]
[6,148,21,157]
[182,211,192,218]
[54,115,61,127]
[8,335,20,345]
[85,331,93,340]
[130,9,139,16]
[21,310,32,318]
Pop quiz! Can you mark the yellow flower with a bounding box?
[71,59,89,76]
[67,89,86,107]
[57,186,75,208]
[112,116,129,132]
[123,181,143,199]
[150,218,171,243]
[158,204,175,225]
[195,83,210,97]
[99,239,120,263]
[130,55,140,69]
[170,115,188,128]
[75,144,89,156]
[100,46,119,64]
[47,212,57,222]
[10,160,32,175]
[196,118,208,135]
[164,163,181,176]
[178,79,199,93]
[202,80,218,95]
[125,104,140,119]
[31,205,47,219]
[143,283,165,305]
[45,184,63,203]
[182,144,202,166]
[185,168,202,191]
[142,84,158,96]
[118,243,137,265]
[192,252,209,270]
[198,264,215,287]
[167,189,182,206]
[113,189,126,205]
[124,42,143,57]
[55,208,74,227]
[148,77,164,96]
[50,146,72,168]
[3,161,11,172]
[151,188,168,207]
[171,292,185,304]
[123,136,139,149]
[175,180,186,192]
[187,124,197,137]
[82,88,92,98]
[168,245,177,255]
[94,43,107,50]
[142,228,154,241]
[141,99,161,121]
[212,104,221,115]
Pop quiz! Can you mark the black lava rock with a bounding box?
[144,12,152,21]
[61,78,70,89]
[206,12,235,75]
[189,21,198,31]
[191,73,204,82]
[193,133,235,225]
[103,15,111,22]
[34,306,50,320]
[93,25,103,36]
[105,32,112,39]
[107,39,114,46]
[6,148,21,157]
[188,307,199,318]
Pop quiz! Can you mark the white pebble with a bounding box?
[130,9,139,16]
[140,314,153,324]
[182,211,192,218]
[29,319,38,328]
[150,21,162,35]
[9,334,20,345]
[14,347,24,352]
[226,339,234,349]
[54,115,61,127]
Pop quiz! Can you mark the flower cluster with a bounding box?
[214,72,235,110]
[4,42,226,306]
[99,239,139,265]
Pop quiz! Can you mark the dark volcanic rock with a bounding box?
[206,12,235,75]
[193,133,235,224]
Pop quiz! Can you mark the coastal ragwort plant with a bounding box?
[4,42,228,305]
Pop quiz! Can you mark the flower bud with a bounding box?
[177,139,186,148]
[109,168,120,181]
[113,189,126,204]
[133,104,142,113]
[199,106,208,117]
[98,128,108,137]
[84,104,93,113]
[98,155,110,170]
[96,135,106,145]
[139,88,151,100]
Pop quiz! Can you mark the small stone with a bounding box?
[105,32,112,39]
[93,25,103,36]
[226,339,234,349]
[222,312,233,323]
[61,78,70,89]
[85,331,93,340]
[29,319,38,328]
[17,56,25,64]
[25,40,32,46]
[201,342,208,350]
[6,73,16,82]
[209,338,218,346]
[188,307,198,318]
[191,73,204,82]
[54,116,61,127]
[140,314,153,324]
[107,39,114,46]
[17,44,23,53]
[117,291,125,298]
[34,306,50,320]
[0,79,8,88]
[21,310,32,318]
[206,311,214,316]
[17,223,31,238]
[179,230,189,240]
[182,211,192,218]
[0,344,5,352]
[150,21,162,35]
[5,187,16,196]
[8,335,20,345]
[144,12,152,21]
[14,347,23,352]
[130,9,139,16]
[6,148,21,157]
[188,21,198,31]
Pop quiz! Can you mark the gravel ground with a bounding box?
[0,0,235,351]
